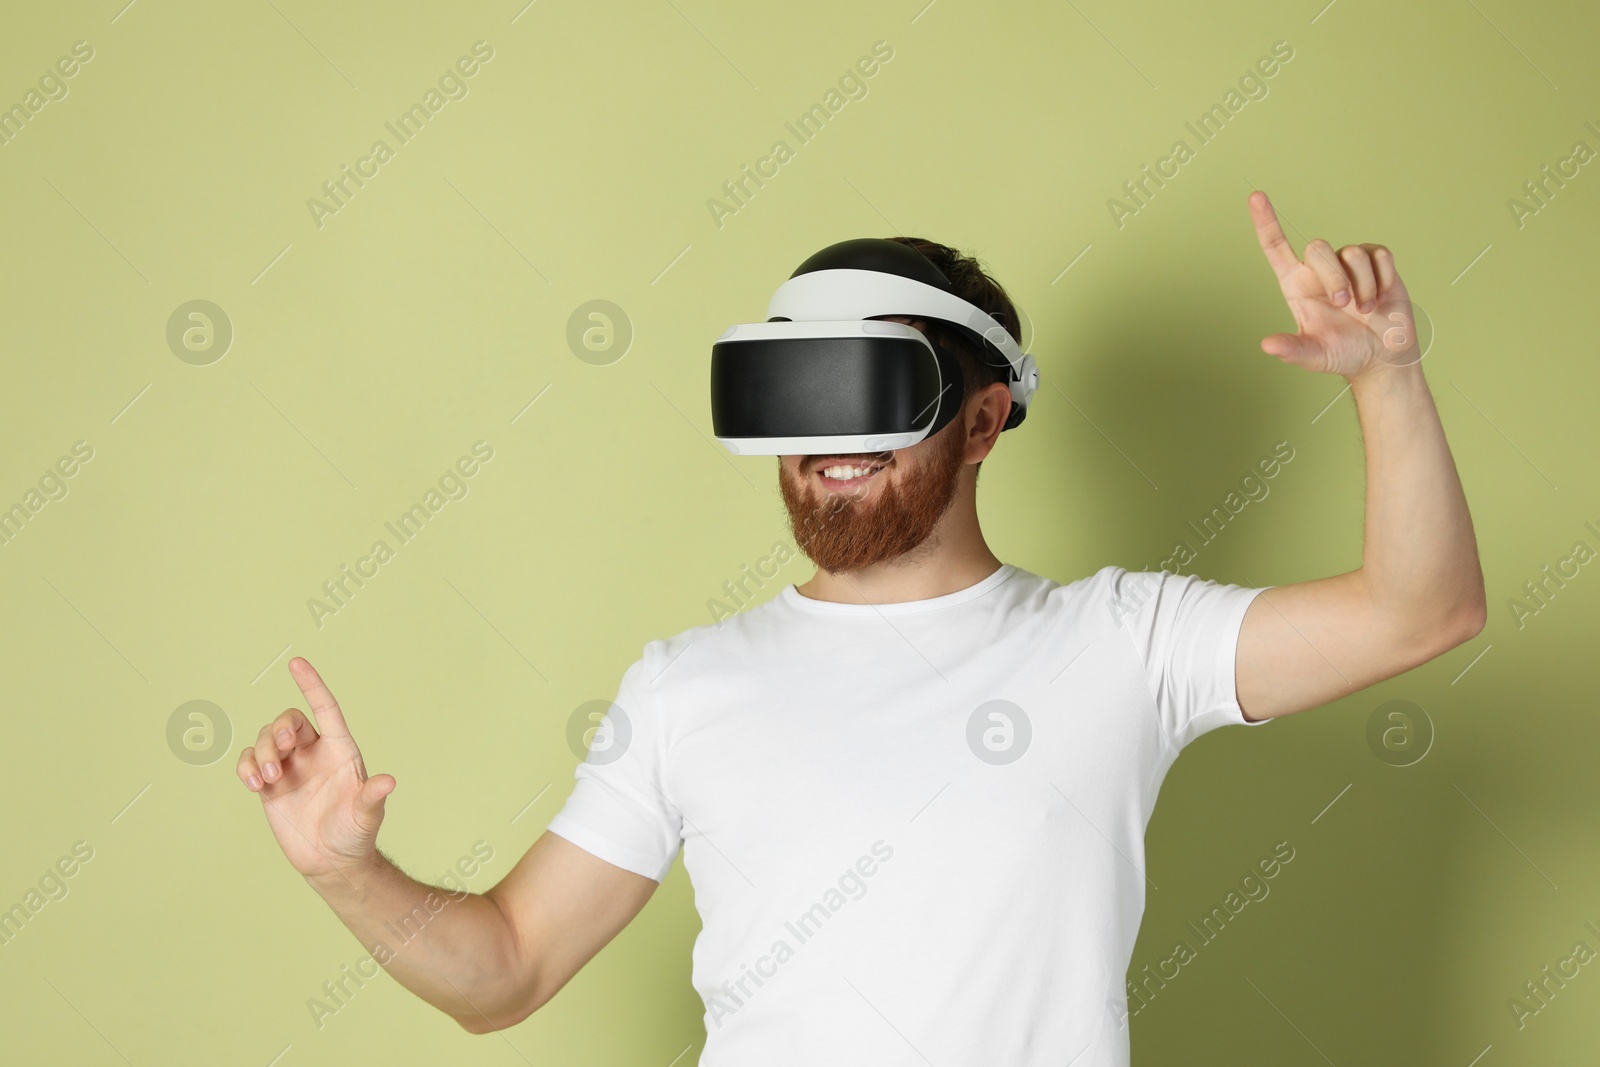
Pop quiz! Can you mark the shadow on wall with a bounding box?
[1035,246,1285,582]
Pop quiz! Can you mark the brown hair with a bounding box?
[884,236,1023,477]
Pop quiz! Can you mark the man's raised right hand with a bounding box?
[237,656,396,885]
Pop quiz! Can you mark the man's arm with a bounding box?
[305,832,657,1033]
[1231,191,1487,721]
[240,657,659,1033]
[475,832,661,1030]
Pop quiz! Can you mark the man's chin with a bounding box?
[814,486,876,508]
[778,434,964,573]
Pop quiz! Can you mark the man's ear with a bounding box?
[965,381,1012,459]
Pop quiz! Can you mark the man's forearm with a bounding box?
[1348,358,1486,631]
[306,850,529,1032]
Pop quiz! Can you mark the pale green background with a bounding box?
[1,0,1596,1063]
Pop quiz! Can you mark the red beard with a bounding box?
[777,423,968,573]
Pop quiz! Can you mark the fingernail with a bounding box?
[1359,300,1374,313]
[248,774,262,790]
[1333,290,1350,306]
[277,728,292,746]
[263,762,278,780]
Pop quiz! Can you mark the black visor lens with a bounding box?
[710,335,939,439]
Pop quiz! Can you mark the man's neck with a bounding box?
[793,538,1004,606]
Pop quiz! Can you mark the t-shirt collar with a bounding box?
[779,563,1017,617]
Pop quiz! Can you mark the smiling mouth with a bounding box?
[810,454,890,490]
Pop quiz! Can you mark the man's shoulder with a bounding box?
[629,592,789,687]
[1010,561,1123,609]
[1007,562,1192,640]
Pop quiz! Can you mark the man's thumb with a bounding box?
[1261,332,1321,368]
[355,773,396,821]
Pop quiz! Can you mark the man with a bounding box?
[239,191,1486,1065]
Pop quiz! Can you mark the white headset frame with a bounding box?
[766,267,1040,422]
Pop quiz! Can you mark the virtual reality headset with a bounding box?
[710,237,1040,456]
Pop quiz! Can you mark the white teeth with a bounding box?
[821,465,880,480]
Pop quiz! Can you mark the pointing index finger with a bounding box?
[1249,190,1301,280]
[288,656,351,739]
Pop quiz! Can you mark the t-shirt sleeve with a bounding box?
[543,648,683,882]
[1105,566,1273,750]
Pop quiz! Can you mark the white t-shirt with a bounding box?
[545,562,1272,1066]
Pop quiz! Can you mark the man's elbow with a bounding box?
[453,952,557,1034]
[1399,598,1486,668]
[1453,570,1490,642]
[1465,561,1488,630]
[456,992,544,1035]
[1428,564,1488,651]
[1440,596,1488,651]
[458,1012,503,1035]
[455,889,555,1034]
